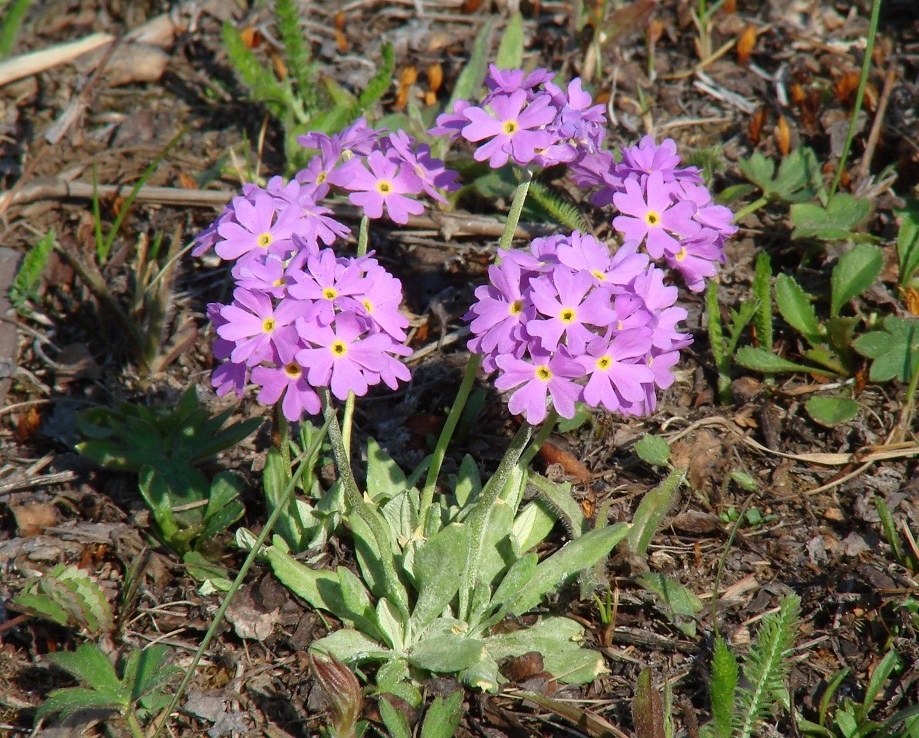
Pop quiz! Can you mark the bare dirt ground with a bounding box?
[1,0,918,736]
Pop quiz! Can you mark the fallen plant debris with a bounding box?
[0,1,918,737]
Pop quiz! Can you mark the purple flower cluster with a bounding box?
[194,118,458,421]
[465,231,691,424]
[431,64,607,169]
[572,136,737,292]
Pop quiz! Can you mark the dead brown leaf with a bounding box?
[538,441,591,483]
[11,503,59,536]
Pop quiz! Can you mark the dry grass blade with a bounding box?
[513,690,633,738]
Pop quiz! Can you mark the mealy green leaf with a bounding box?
[509,523,628,615]
[337,566,384,645]
[527,472,586,538]
[628,469,682,558]
[804,396,860,427]
[635,434,671,467]
[375,658,422,708]
[411,523,469,632]
[774,274,821,345]
[408,634,486,674]
[311,628,391,664]
[510,500,557,557]
[379,696,412,738]
[495,11,524,69]
[366,437,409,503]
[830,244,883,317]
[735,347,836,376]
[358,42,394,111]
[638,573,702,618]
[791,194,872,241]
[448,16,496,109]
[420,691,465,738]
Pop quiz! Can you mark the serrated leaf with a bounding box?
[495,12,524,69]
[34,687,124,721]
[10,592,69,626]
[509,523,628,615]
[45,644,123,700]
[408,634,485,674]
[805,396,860,427]
[791,194,871,241]
[734,347,835,376]
[635,434,671,467]
[830,244,883,317]
[852,317,919,382]
[740,148,820,203]
[775,274,821,345]
[710,636,739,738]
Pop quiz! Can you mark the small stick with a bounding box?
[0,33,114,88]
[855,64,898,184]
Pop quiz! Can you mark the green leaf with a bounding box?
[638,573,702,618]
[775,274,821,345]
[0,0,34,59]
[495,11,524,69]
[358,42,394,111]
[44,644,123,700]
[199,472,246,542]
[710,636,739,738]
[448,16,496,108]
[859,650,899,720]
[311,628,391,664]
[452,455,481,508]
[421,691,464,738]
[138,467,183,550]
[10,229,55,310]
[739,147,820,203]
[376,598,406,652]
[791,194,872,241]
[34,688,123,721]
[752,251,774,352]
[635,434,671,467]
[509,523,628,615]
[852,317,919,382]
[379,696,412,738]
[375,659,422,708]
[274,0,316,109]
[366,437,409,502]
[830,244,883,317]
[221,21,292,119]
[408,634,486,674]
[510,500,557,556]
[266,546,351,620]
[735,347,835,376]
[11,592,69,627]
[526,473,586,538]
[896,199,919,286]
[805,396,860,427]
[123,645,178,702]
[411,523,469,632]
[490,552,537,610]
[628,469,682,558]
[459,655,501,692]
[337,566,384,644]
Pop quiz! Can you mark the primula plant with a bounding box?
[183,62,734,711]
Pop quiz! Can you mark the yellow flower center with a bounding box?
[560,308,576,324]
[284,363,301,378]
[377,180,393,194]
[331,340,348,357]
[509,299,523,316]
[272,278,285,288]
[362,298,374,313]
[535,365,552,381]
[502,120,518,135]
[323,287,338,300]
[675,247,687,262]
[591,270,606,281]
[596,355,612,370]
[645,211,661,227]
[316,171,327,184]
[262,317,276,333]
[257,232,273,247]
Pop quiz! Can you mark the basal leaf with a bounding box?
[366,437,409,503]
[635,434,671,467]
[495,11,524,70]
[896,199,919,286]
[774,274,821,345]
[358,42,395,111]
[420,691,464,738]
[408,634,486,674]
[628,469,682,558]
[44,643,123,700]
[804,396,860,427]
[710,636,739,738]
[852,317,919,382]
[830,244,882,317]
[379,696,412,738]
[637,573,702,618]
[448,16,496,108]
[411,523,469,632]
[311,628,391,664]
[734,347,835,376]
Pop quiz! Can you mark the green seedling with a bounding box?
[797,651,905,738]
[703,594,801,738]
[11,564,115,636]
[0,0,34,58]
[36,642,179,738]
[222,0,394,171]
[9,230,55,314]
[77,388,259,567]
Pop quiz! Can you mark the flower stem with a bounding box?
[151,414,333,738]
[125,707,146,738]
[498,169,534,252]
[829,0,882,198]
[420,352,483,522]
[732,195,767,224]
[459,420,534,621]
[357,215,370,257]
[320,389,411,620]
